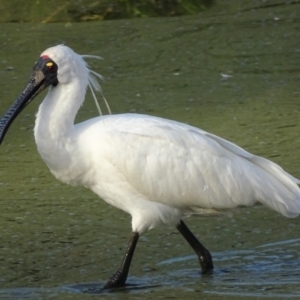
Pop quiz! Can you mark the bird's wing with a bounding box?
[83,114,300,217]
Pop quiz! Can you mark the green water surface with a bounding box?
[0,1,299,299]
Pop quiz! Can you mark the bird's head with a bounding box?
[40,45,89,85]
[0,45,90,145]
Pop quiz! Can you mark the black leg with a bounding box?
[103,232,139,289]
[176,220,213,273]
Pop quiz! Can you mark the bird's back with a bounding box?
[75,113,300,219]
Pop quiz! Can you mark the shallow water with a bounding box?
[0,1,299,299]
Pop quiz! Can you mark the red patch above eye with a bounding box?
[41,55,49,59]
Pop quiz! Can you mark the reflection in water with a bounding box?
[0,239,300,298]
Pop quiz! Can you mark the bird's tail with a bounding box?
[248,155,300,218]
[205,131,300,218]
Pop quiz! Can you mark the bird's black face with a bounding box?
[34,55,59,89]
[0,55,59,145]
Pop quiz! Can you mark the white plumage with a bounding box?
[34,46,300,231]
[1,45,299,288]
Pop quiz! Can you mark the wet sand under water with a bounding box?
[0,0,299,299]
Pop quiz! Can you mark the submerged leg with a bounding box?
[103,232,139,289]
[176,220,213,273]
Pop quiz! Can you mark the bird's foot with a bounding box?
[103,269,127,289]
[199,249,214,274]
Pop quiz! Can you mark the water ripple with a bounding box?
[0,238,299,299]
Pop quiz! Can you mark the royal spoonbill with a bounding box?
[0,45,299,289]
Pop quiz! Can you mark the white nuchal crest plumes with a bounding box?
[1,44,300,289]
[82,54,112,116]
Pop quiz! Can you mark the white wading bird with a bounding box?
[0,45,300,289]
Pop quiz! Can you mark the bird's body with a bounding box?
[1,45,300,289]
[35,108,300,232]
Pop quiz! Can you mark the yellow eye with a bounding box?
[46,61,56,72]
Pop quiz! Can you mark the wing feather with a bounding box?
[80,114,300,218]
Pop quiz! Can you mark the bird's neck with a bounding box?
[34,80,86,171]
